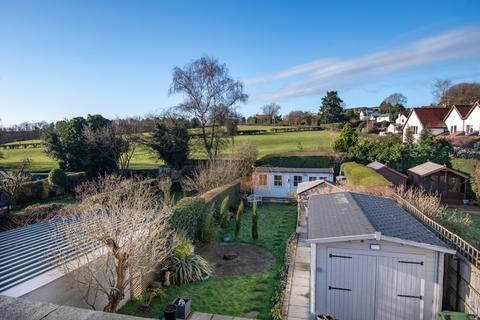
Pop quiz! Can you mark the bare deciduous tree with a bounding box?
[182,159,242,194]
[383,93,407,106]
[182,143,258,194]
[0,159,31,209]
[170,56,248,160]
[230,142,258,177]
[261,103,281,125]
[432,79,452,106]
[52,175,176,312]
[84,122,140,175]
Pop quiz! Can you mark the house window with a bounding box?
[410,126,418,134]
[273,175,282,186]
[258,174,267,186]
[450,125,457,133]
[309,176,317,182]
[466,125,473,134]
[293,176,302,186]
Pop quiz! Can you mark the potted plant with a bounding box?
[172,297,192,320]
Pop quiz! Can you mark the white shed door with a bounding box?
[325,249,425,320]
[375,256,425,320]
[326,250,377,320]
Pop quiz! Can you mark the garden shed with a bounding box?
[253,166,334,199]
[366,160,407,187]
[407,161,469,203]
[307,192,455,320]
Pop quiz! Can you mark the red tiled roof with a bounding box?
[453,105,475,119]
[412,107,450,128]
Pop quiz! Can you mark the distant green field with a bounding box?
[0,130,338,171]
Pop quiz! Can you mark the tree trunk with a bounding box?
[103,254,127,312]
[201,124,213,160]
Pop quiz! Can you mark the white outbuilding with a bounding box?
[253,166,334,199]
[307,192,455,320]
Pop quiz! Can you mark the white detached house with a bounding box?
[443,101,480,135]
[402,107,450,142]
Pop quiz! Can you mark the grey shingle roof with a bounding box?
[307,192,449,250]
[296,179,338,195]
[254,166,334,174]
[308,192,375,239]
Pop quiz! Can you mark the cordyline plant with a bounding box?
[51,175,176,312]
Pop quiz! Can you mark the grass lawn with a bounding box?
[442,208,480,247]
[340,162,392,187]
[119,203,297,319]
[0,130,337,171]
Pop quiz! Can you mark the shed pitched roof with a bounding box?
[307,192,451,252]
[296,179,340,195]
[254,166,334,174]
[408,161,469,178]
[410,107,450,129]
[367,161,408,178]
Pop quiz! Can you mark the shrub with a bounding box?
[200,180,240,214]
[174,240,193,258]
[234,200,244,240]
[219,195,230,228]
[170,197,206,241]
[66,172,87,192]
[167,254,212,284]
[48,168,67,190]
[201,205,221,243]
[13,179,52,206]
[14,203,65,226]
[341,162,392,188]
[394,186,446,218]
[251,200,258,240]
[333,123,358,153]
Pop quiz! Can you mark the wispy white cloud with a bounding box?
[247,26,480,103]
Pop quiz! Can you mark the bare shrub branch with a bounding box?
[52,175,176,312]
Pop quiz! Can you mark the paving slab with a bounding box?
[211,315,234,320]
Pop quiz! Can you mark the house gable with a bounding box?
[464,103,480,133]
[444,106,465,133]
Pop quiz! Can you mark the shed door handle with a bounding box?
[398,294,422,300]
[329,286,352,291]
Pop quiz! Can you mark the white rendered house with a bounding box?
[376,114,390,123]
[403,107,450,142]
[444,101,480,135]
[253,166,334,199]
[395,113,408,126]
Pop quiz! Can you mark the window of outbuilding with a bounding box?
[309,176,317,181]
[274,175,282,186]
[294,176,302,186]
[258,174,267,186]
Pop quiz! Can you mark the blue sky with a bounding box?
[1,0,480,126]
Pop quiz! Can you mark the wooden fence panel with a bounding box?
[391,194,480,315]
[445,255,480,315]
